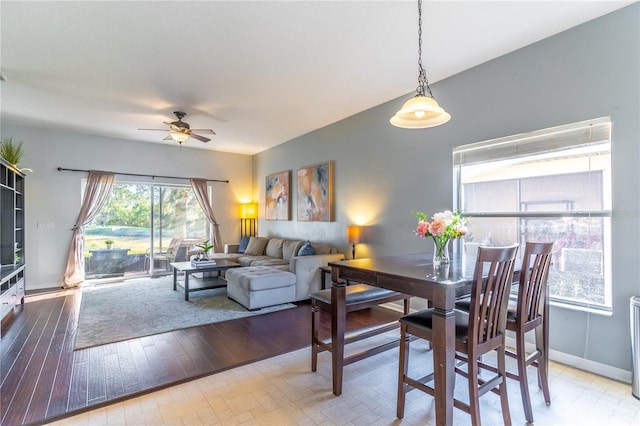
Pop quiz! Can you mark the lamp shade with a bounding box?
[390,95,451,129]
[240,203,258,219]
[347,225,363,245]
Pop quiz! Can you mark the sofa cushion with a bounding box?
[311,242,333,255]
[282,240,304,260]
[237,255,271,267]
[226,266,296,291]
[298,240,316,256]
[237,235,251,254]
[265,238,285,258]
[249,258,290,267]
[244,237,269,256]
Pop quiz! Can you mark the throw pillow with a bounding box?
[265,238,284,258]
[298,240,316,256]
[237,235,250,254]
[244,237,269,256]
[282,240,304,260]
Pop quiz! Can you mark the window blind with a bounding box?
[453,117,611,166]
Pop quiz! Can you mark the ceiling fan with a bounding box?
[139,111,215,144]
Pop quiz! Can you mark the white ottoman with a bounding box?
[226,266,297,310]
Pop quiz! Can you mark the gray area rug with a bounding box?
[75,276,295,350]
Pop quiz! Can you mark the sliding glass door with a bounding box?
[85,182,210,279]
[150,185,210,276]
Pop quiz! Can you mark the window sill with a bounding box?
[550,299,612,316]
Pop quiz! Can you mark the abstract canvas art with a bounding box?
[265,170,290,220]
[297,161,334,221]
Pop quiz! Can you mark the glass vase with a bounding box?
[432,237,450,266]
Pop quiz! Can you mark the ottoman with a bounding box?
[226,266,297,310]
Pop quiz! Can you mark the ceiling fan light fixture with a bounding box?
[391,0,451,130]
[170,131,190,144]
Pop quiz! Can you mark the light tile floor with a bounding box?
[50,334,640,425]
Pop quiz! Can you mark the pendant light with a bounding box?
[390,0,451,129]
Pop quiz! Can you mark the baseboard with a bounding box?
[26,283,63,293]
[504,335,633,384]
[381,302,632,384]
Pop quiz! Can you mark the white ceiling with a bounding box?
[0,1,634,155]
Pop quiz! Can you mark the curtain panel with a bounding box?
[63,171,115,288]
[189,178,222,252]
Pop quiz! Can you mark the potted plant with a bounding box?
[195,239,214,260]
[0,137,24,167]
[0,137,33,173]
[105,240,114,250]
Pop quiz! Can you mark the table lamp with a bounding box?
[347,225,363,259]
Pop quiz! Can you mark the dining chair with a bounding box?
[311,282,411,395]
[455,241,554,423]
[397,244,519,426]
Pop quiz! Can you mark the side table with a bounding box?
[320,265,332,289]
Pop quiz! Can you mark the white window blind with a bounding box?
[453,117,611,167]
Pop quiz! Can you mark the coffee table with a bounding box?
[171,259,241,301]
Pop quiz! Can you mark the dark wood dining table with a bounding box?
[328,252,512,426]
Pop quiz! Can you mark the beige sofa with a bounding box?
[224,237,345,302]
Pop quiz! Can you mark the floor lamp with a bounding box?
[347,225,362,259]
[240,203,257,239]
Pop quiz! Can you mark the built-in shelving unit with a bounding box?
[1,158,25,322]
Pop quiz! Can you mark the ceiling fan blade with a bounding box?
[191,129,216,135]
[190,133,210,143]
[163,135,173,141]
[138,128,169,131]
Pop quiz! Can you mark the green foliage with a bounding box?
[196,239,214,253]
[93,184,152,228]
[0,137,24,165]
[104,239,114,245]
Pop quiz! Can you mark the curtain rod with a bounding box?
[57,167,229,183]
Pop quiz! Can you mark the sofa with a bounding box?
[223,236,345,304]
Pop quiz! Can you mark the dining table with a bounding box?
[327,252,526,426]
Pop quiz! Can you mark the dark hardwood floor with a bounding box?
[0,285,403,426]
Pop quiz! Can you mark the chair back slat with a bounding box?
[469,245,519,345]
[519,242,554,323]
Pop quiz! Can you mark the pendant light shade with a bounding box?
[391,0,451,129]
[390,95,451,129]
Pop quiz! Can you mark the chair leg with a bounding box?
[515,329,534,423]
[311,302,319,372]
[535,325,552,405]
[397,323,410,419]
[497,346,512,426]
[467,355,482,426]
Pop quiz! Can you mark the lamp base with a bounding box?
[241,218,257,239]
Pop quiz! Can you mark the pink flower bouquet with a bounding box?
[412,210,468,264]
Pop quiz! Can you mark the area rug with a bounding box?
[74,276,296,350]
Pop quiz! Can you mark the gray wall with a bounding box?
[0,124,253,289]
[254,5,640,374]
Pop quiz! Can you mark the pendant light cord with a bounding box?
[416,0,434,98]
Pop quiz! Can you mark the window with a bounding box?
[454,117,612,311]
[85,182,211,279]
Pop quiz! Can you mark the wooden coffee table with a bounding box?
[171,259,241,301]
